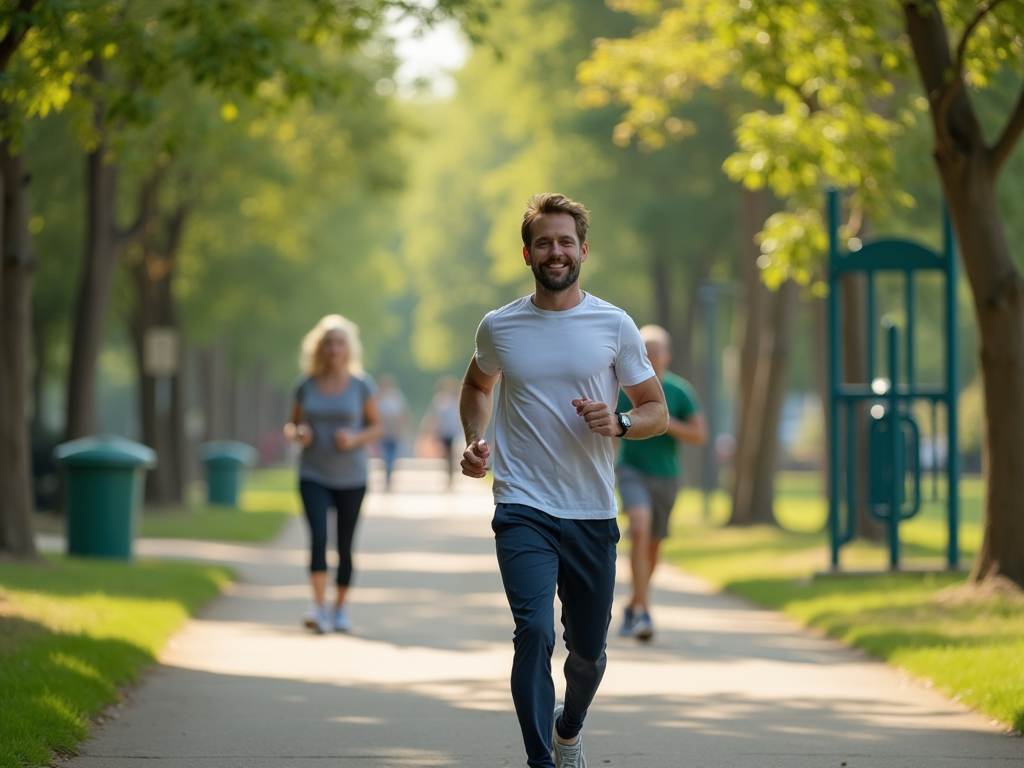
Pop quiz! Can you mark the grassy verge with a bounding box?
[0,555,231,768]
[35,467,300,543]
[655,473,1024,733]
[142,467,299,542]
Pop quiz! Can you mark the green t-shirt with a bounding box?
[617,372,701,478]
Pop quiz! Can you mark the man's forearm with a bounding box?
[624,400,668,440]
[667,415,707,445]
[460,381,493,444]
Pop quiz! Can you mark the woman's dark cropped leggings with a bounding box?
[299,480,366,586]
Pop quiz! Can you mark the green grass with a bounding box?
[140,468,299,542]
[0,555,231,767]
[656,473,1024,733]
[35,468,300,544]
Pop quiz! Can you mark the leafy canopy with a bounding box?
[577,0,1024,287]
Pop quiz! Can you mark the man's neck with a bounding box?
[532,283,584,312]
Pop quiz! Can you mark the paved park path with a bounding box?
[51,464,1022,767]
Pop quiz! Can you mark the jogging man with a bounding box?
[460,193,668,768]
[616,324,707,641]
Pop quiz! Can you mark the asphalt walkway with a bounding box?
[53,466,1023,767]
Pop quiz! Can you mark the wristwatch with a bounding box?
[615,411,632,437]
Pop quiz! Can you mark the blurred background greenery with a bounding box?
[3,0,1023,538]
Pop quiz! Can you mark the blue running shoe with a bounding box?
[632,610,654,642]
[333,606,352,633]
[617,606,636,637]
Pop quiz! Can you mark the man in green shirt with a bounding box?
[616,325,707,641]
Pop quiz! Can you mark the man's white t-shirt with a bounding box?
[474,292,655,519]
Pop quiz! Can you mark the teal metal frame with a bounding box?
[827,189,960,570]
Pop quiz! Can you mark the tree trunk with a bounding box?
[943,157,1024,586]
[64,82,154,442]
[746,279,800,523]
[905,2,1024,587]
[29,320,47,436]
[129,204,188,507]
[841,274,886,542]
[730,280,799,525]
[731,188,768,468]
[674,274,699,381]
[65,130,121,441]
[651,249,672,337]
[202,338,231,441]
[727,187,768,522]
[0,142,39,558]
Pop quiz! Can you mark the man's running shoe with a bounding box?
[552,704,587,768]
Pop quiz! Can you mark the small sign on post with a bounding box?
[144,327,179,377]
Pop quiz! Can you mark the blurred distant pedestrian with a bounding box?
[460,193,668,768]
[422,376,462,487]
[284,315,383,634]
[616,324,706,642]
[376,374,411,491]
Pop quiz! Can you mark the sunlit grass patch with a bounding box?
[0,555,230,768]
[140,467,299,542]
[728,574,1024,733]
[35,468,300,544]
[140,504,291,542]
[651,472,1022,732]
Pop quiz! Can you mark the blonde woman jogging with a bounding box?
[284,315,383,634]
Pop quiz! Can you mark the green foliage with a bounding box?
[578,0,1024,284]
[398,0,740,373]
[0,555,230,767]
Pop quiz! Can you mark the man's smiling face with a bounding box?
[523,212,588,292]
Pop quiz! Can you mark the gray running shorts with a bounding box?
[615,463,680,541]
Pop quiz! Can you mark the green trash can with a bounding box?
[53,434,157,560]
[200,441,258,507]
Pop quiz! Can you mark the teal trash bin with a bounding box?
[53,435,157,560]
[200,441,258,507]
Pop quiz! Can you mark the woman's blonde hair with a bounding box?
[300,314,364,377]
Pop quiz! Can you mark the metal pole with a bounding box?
[887,322,901,571]
[701,286,717,520]
[944,203,960,569]
[827,190,842,569]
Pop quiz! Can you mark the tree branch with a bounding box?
[0,0,38,75]
[990,81,1024,177]
[164,204,189,262]
[957,0,1008,70]
[937,0,1009,143]
[113,173,161,256]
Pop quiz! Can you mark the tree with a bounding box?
[578,0,1024,586]
[397,0,739,398]
[0,0,74,558]
[0,0,489,553]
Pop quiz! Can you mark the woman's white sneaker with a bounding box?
[302,606,332,634]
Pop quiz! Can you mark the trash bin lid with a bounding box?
[199,440,259,466]
[53,434,157,469]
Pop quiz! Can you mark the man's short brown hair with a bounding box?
[521,193,590,251]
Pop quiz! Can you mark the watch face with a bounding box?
[621,413,632,428]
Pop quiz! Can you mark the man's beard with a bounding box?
[531,256,581,292]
